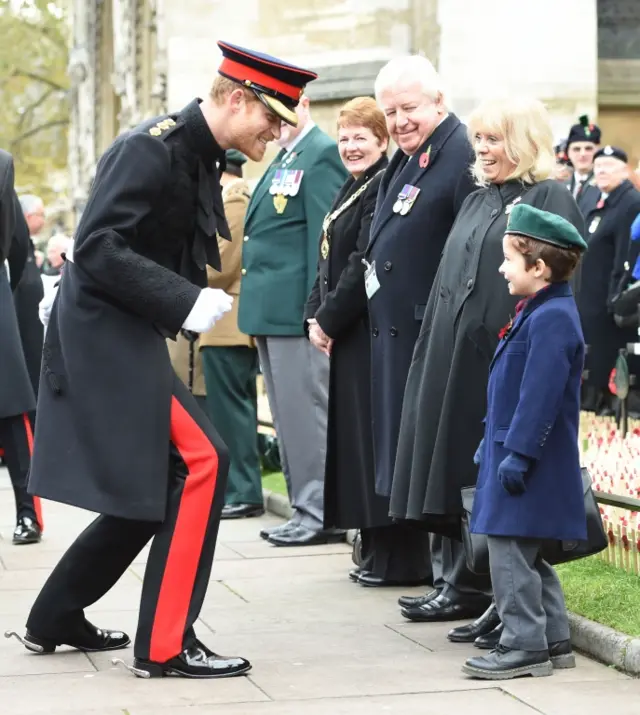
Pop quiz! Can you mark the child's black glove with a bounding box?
[498,452,532,495]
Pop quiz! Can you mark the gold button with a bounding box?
[241,268,247,275]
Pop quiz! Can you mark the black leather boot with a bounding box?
[5,620,130,654]
[448,602,500,643]
[474,622,503,649]
[549,639,575,669]
[118,641,251,679]
[462,644,553,680]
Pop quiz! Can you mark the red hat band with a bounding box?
[219,57,302,103]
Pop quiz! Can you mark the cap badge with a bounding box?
[604,146,614,155]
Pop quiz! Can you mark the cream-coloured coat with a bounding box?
[168,177,253,396]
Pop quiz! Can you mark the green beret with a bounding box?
[506,203,587,252]
[225,149,247,167]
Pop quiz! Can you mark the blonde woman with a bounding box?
[390,98,585,631]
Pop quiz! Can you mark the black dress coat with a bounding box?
[576,179,640,388]
[389,179,585,535]
[305,154,389,529]
[27,99,231,522]
[13,219,44,397]
[566,172,600,216]
[365,114,476,496]
[0,149,36,420]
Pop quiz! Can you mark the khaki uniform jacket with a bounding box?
[168,177,253,396]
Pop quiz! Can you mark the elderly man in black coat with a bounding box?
[577,145,640,413]
[364,55,477,593]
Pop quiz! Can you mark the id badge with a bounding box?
[364,260,381,299]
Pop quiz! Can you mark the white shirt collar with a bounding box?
[283,120,316,154]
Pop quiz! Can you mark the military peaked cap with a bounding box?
[217,41,317,127]
[506,204,587,252]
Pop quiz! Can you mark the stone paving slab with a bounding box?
[0,468,633,714]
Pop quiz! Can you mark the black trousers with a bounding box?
[26,376,229,662]
[360,523,433,582]
[0,413,41,525]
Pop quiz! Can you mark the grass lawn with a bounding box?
[261,470,287,496]
[557,556,640,637]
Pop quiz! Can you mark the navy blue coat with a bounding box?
[365,114,475,496]
[471,282,587,541]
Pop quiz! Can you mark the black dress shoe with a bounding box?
[549,639,575,669]
[397,589,439,608]
[358,572,432,588]
[124,641,251,679]
[221,503,265,520]
[401,593,491,622]
[267,525,346,547]
[474,622,503,649]
[349,568,362,582]
[5,619,130,654]
[448,602,501,643]
[259,521,296,540]
[13,517,41,545]
[462,643,553,680]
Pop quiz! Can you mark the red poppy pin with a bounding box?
[498,318,513,340]
[419,145,432,169]
[596,197,605,210]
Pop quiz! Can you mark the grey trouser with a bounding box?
[256,336,329,531]
[488,535,570,651]
[431,534,492,599]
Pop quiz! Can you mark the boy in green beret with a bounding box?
[463,204,588,680]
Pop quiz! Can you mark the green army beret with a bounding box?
[506,203,587,252]
[225,149,247,167]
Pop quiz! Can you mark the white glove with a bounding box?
[182,288,233,333]
[39,284,59,329]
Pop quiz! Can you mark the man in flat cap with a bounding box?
[565,114,601,216]
[6,41,316,680]
[577,145,640,415]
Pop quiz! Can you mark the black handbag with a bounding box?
[461,468,608,575]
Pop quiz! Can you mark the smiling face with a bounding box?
[499,235,549,296]
[378,81,443,156]
[593,156,628,194]
[473,129,518,185]
[567,141,597,175]
[337,124,387,179]
[228,89,282,161]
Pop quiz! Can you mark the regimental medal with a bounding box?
[400,186,421,215]
[393,184,411,214]
[270,170,284,195]
[273,194,288,214]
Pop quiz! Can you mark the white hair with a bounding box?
[374,55,447,107]
[47,233,72,251]
[18,194,43,216]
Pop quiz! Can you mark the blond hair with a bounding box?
[467,97,556,187]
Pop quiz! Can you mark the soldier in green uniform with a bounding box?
[239,97,348,546]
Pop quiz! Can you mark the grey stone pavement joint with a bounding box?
[0,468,638,715]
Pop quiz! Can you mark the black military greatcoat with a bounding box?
[389,179,584,534]
[576,179,640,388]
[28,99,230,522]
[305,154,388,529]
[0,149,36,421]
[365,114,475,497]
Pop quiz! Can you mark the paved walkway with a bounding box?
[1,468,639,714]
